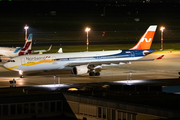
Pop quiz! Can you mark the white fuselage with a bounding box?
[4,49,145,72]
[0,47,20,57]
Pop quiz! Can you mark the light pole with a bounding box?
[160,26,165,50]
[85,27,91,52]
[24,24,29,41]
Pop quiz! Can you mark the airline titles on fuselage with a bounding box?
[26,56,46,61]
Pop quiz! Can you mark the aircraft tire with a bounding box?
[89,72,95,76]
[20,75,24,78]
[95,72,100,76]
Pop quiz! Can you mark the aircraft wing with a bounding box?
[33,45,52,54]
[64,55,164,67]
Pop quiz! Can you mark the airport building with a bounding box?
[0,84,180,120]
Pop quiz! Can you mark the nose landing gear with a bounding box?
[19,70,24,78]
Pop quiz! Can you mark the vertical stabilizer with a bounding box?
[130,25,157,50]
[22,34,32,50]
[58,48,63,53]
[18,34,33,56]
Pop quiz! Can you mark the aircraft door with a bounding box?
[52,56,57,64]
[21,58,26,64]
[131,51,135,57]
[96,54,101,60]
[52,56,56,61]
[52,56,58,68]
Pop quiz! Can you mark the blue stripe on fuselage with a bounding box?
[53,50,148,61]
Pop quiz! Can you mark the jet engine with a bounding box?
[72,65,88,75]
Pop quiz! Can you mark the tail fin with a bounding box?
[22,34,32,51]
[18,34,33,56]
[130,25,157,50]
[57,48,63,53]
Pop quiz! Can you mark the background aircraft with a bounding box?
[0,34,51,62]
[4,25,160,78]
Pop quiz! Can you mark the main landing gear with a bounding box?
[88,64,101,76]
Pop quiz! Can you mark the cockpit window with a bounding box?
[7,60,15,62]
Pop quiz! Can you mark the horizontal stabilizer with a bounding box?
[154,55,164,60]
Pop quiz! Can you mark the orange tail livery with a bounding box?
[130,25,157,50]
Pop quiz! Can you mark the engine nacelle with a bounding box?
[72,65,88,75]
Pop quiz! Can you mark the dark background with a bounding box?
[0,1,180,51]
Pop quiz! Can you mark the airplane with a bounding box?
[33,45,52,54]
[4,25,161,78]
[0,34,52,62]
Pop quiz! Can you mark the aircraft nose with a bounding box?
[4,63,9,69]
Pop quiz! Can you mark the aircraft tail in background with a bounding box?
[130,25,157,50]
[23,34,32,50]
[18,34,33,56]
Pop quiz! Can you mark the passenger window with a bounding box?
[7,60,15,62]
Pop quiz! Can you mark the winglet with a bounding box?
[33,45,52,54]
[130,25,157,50]
[27,34,33,41]
[154,55,164,60]
[47,45,52,51]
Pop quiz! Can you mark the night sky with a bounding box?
[0,1,180,47]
